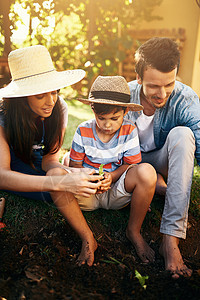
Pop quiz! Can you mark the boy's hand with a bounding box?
[96,172,112,194]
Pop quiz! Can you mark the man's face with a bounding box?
[137,66,177,109]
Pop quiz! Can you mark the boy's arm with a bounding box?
[69,125,85,169]
[69,159,84,168]
[110,163,130,183]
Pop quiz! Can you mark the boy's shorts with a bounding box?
[75,166,134,211]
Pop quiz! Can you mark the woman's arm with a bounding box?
[42,150,63,171]
[0,126,102,196]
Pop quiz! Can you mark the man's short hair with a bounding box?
[135,37,180,79]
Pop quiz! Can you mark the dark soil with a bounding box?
[0,195,200,300]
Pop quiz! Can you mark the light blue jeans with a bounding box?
[141,126,195,239]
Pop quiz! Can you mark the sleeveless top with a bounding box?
[0,96,68,154]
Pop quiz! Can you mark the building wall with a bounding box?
[138,0,200,96]
[191,17,200,96]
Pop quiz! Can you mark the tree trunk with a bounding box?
[0,0,12,56]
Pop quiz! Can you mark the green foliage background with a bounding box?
[0,0,163,92]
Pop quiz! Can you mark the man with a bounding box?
[127,37,200,279]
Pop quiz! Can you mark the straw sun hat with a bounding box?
[78,75,143,112]
[0,45,85,98]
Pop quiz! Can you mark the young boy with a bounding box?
[68,75,157,263]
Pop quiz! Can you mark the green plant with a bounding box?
[100,256,128,268]
[98,164,104,176]
[135,270,148,289]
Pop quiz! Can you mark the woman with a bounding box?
[0,45,102,266]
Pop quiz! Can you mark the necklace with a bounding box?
[32,119,45,153]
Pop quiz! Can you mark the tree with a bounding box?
[0,0,163,91]
[0,0,12,56]
[51,0,163,81]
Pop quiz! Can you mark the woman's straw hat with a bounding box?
[0,45,85,98]
[78,75,143,112]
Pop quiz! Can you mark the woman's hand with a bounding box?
[96,172,112,194]
[65,172,103,197]
[50,169,103,198]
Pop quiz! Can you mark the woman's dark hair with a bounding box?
[1,95,64,166]
[135,37,180,80]
[91,103,126,115]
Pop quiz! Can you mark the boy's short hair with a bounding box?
[91,103,126,115]
[135,37,180,79]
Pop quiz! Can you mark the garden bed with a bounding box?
[0,193,200,300]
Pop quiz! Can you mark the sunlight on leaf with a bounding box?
[105,59,111,66]
[135,270,148,289]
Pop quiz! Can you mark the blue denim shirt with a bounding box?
[127,80,200,165]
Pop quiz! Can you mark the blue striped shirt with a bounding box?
[70,118,141,172]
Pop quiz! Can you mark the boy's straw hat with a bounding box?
[78,75,143,112]
[0,45,85,98]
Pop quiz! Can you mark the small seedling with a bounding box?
[135,270,148,289]
[100,256,128,268]
[92,164,105,183]
[99,164,104,176]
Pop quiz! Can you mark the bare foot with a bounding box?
[76,237,98,267]
[126,229,155,263]
[156,173,167,196]
[159,234,192,279]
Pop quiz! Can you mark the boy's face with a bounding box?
[95,108,126,138]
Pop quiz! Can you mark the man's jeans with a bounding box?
[141,126,195,239]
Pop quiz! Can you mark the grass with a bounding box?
[190,162,200,217]
[0,98,200,236]
[62,99,93,150]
